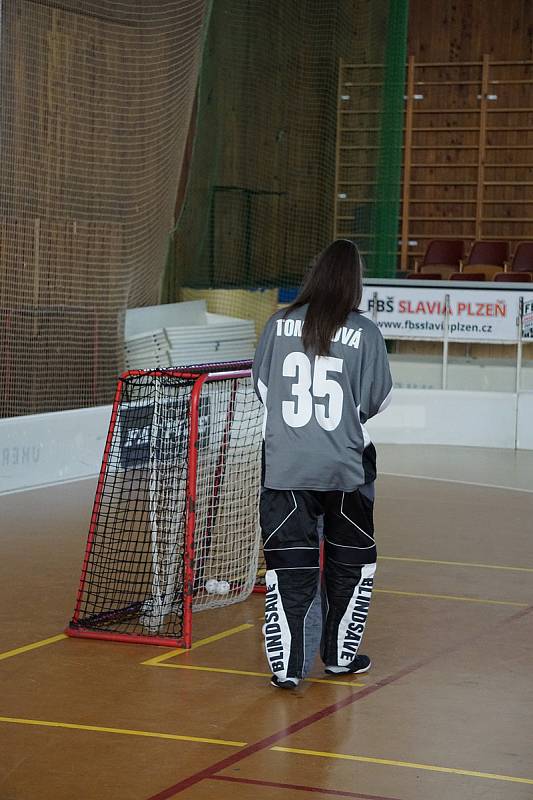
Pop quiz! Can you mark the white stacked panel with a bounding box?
[124,303,256,370]
[166,315,256,366]
[124,330,169,370]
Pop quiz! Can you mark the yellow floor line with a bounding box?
[381,556,533,573]
[152,662,365,687]
[0,716,245,747]
[272,746,533,785]
[375,589,527,607]
[0,634,67,662]
[141,623,255,666]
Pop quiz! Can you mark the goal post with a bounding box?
[67,361,263,648]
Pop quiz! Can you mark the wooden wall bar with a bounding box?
[336,0,533,271]
[400,56,533,269]
[403,0,533,269]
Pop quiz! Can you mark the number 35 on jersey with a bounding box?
[282,353,344,432]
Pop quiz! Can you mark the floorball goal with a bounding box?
[67,361,263,647]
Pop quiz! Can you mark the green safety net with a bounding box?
[171,0,409,330]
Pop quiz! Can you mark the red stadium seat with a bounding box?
[464,240,508,267]
[450,272,485,281]
[407,272,442,280]
[462,263,504,280]
[415,240,464,279]
[462,242,508,280]
[493,271,532,283]
[419,264,458,279]
[419,239,464,266]
[508,242,533,273]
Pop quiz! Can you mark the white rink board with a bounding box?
[0,405,111,496]
[517,392,533,450]
[1,389,531,496]
[366,390,517,449]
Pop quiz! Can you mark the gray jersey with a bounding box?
[252,305,392,492]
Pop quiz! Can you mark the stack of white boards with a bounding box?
[124,300,256,370]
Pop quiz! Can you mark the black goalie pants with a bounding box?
[260,486,377,681]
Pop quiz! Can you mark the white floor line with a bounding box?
[381,471,533,495]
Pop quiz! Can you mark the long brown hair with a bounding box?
[284,239,363,356]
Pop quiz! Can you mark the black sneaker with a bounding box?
[324,655,372,675]
[270,674,300,689]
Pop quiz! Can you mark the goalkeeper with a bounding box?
[252,239,392,689]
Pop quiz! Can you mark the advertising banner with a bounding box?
[117,396,210,470]
[522,298,533,340]
[361,285,533,342]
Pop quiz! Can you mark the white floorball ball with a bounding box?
[205,579,219,594]
[217,580,230,595]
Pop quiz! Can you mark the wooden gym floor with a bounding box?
[1,445,532,800]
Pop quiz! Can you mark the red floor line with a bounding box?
[210,773,402,800]
[145,603,533,800]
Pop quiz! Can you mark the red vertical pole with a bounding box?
[182,373,209,648]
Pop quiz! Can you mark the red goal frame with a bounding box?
[66,360,255,649]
